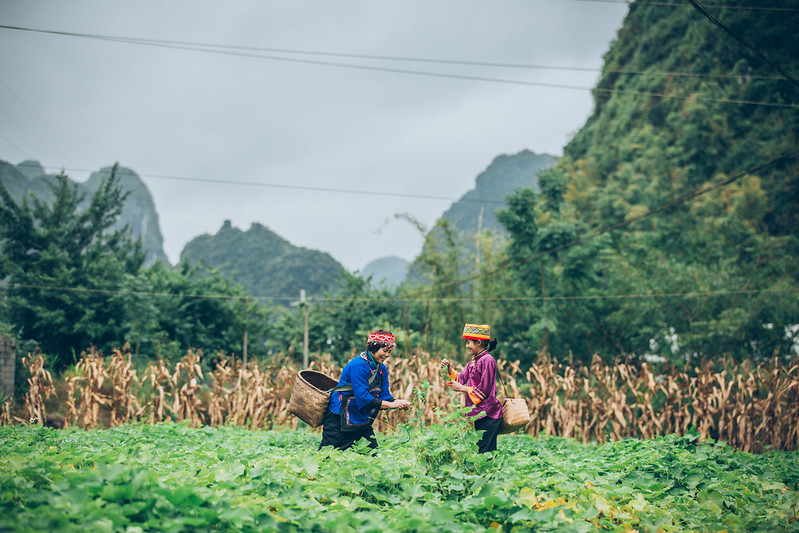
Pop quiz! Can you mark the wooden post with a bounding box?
[242,299,248,366]
[301,289,309,368]
[541,263,548,355]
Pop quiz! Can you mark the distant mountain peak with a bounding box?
[362,256,409,288]
[17,160,45,179]
[441,150,557,236]
[180,220,345,300]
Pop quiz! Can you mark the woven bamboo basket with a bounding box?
[499,397,531,434]
[287,369,339,427]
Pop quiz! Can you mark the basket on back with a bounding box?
[287,369,339,427]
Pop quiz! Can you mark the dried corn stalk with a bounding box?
[171,349,204,426]
[143,359,174,423]
[72,347,110,429]
[20,344,798,452]
[108,346,142,426]
[0,395,14,425]
[21,353,54,425]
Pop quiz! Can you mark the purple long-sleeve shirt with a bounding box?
[454,351,502,420]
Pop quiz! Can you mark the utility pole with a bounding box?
[541,263,548,355]
[242,299,248,366]
[476,206,484,264]
[301,289,309,368]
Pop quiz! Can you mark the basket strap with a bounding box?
[497,367,510,398]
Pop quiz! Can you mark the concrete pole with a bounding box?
[301,289,309,368]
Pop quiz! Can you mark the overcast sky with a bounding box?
[0,1,628,272]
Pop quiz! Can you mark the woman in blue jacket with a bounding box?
[319,329,411,451]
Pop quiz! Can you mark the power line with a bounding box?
[1,24,796,110]
[0,80,90,162]
[0,131,30,158]
[0,24,785,82]
[24,148,799,308]
[3,281,792,304]
[43,166,512,205]
[1,281,270,302]
[592,86,797,109]
[686,0,799,90]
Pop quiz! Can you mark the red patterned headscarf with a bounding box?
[367,331,396,347]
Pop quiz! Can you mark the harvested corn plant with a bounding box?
[20,353,54,425]
[5,347,797,452]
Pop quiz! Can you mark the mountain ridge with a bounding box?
[1,148,559,297]
[180,220,346,300]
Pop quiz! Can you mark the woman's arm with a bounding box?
[450,359,491,405]
[381,399,411,410]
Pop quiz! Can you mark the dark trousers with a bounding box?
[474,416,502,454]
[318,408,378,451]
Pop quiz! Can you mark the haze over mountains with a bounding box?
[0,150,555,296]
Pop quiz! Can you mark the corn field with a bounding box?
[3,348,797,453]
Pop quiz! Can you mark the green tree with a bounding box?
[404,218,470,356]
[496,168,614,364]
[0,166,145,371]
[132,261,270,364]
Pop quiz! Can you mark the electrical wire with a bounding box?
[2,282,793,304]
[0,24,786,82]
[686,0,799,90]
[0,131,30,158]
[0,80,90,162]
[40,166,511,205]
[2,19,797,306]
[0,24,796,110]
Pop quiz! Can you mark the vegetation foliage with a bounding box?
[0,422,797,532]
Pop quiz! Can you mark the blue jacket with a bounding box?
[329,353,394,426]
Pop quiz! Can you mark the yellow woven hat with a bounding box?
[462,323,491,341]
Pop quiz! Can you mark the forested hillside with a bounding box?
[180,220,346,301]
[490,0,799,362]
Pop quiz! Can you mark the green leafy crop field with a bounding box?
[1,421,797,532]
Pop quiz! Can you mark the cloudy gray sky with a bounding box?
[0,1,628,272]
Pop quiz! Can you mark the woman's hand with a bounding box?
[385,399,411,410]
[448,381,467,393]
[440,359,451,374]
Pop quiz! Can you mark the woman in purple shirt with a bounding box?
[441,323,502,453]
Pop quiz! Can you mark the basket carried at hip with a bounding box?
[287,369,347,427]
[499,397,531,434]
[498,375,531,434]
